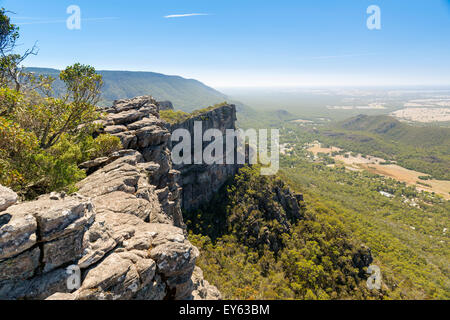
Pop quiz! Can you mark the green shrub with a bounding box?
[35,135,86,195]
[160,102,228,124]
[159,109,190,124]
[0,116,40,190]
[0,87,21,117]
[86,134,122,159]
[0,115,121,198]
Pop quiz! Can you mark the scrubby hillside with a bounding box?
[319,115,450,179]
[339,115,449,147]
[187,166,382,300]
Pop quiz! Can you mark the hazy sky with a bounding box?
[2,0,450,87]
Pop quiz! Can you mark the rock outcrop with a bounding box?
[191,266,222,300]
[0,185,18,212]
[99,96,184,228]
[157,101,174,111]
[0,96,220,300]
[166,104,242,210]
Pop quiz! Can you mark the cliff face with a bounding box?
[0,96,220,300]
[166,104,242,211]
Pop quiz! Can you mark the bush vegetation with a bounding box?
[187,166,386,299]
[0,9,121,198]
[279,135,450,299]
[160,102,228,124]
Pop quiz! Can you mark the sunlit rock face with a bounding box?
[0,185,18,212]
[0,96,220,300]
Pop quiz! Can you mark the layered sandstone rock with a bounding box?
[0,193,94,298]
[0,96,220,300]
[166,104,242,210]
[100,96,184,228]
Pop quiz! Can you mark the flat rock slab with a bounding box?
[0,210,37,260]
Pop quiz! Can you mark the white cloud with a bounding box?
[164,13,209,19]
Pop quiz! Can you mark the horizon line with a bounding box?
[23,66,450,89]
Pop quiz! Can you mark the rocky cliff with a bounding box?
[157,101,174,111]
[0,96,220,300]
[166,104,242,211]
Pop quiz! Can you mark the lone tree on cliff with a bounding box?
[38,63,104,149]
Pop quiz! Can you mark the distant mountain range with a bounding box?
[26,67,228,112]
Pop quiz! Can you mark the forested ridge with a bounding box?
[186,159,449,299]
[25,67,228,112]
[187,166,388,300]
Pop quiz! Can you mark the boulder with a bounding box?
[1,194,94,274]
[0,185,18,212]
[0,210,37,260]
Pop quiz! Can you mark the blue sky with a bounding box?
[1,0,450,87]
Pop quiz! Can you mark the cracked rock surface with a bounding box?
[0,96,220,300]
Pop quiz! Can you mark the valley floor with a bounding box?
[307,142,450,200]
[279,155,449,299]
